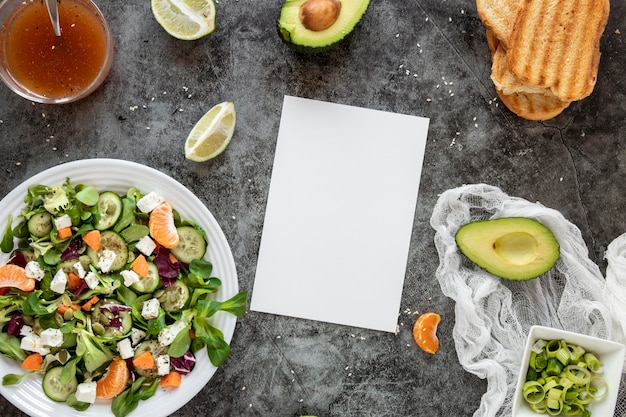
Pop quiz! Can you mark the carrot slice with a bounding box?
[82,295,100,311]
[21,352,43,371]
[67,271,81,290]
[132,351,155,370]
[58,303,81,315]
[57,227,72,240]
[159,371,182,388]
[83,230,101,251]
[131,254,149,278]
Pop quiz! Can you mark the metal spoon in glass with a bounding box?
[45,0,61,37]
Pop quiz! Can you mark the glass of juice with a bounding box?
[0,0,114,104]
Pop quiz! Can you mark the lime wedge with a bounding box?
[151,0,216,40]
[185,101,236,162]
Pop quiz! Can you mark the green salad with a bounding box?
[0,179,246,417]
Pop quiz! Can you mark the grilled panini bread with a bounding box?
[507,0,610,101]
[476,0,610,119]
[491,44,550,96]
[476,0,520,49]
[496,88,571,121]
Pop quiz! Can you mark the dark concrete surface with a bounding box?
[1,0,625,416]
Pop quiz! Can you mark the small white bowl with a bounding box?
[512,325,625,417]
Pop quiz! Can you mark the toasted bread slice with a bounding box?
[491,44,548,96]
[496,89,571,120]
[476,0,520,48]
[507,0,610,101]
[485,29,500,56]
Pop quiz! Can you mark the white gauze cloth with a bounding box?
[429,183,626,417]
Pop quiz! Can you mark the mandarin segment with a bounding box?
[148,202,180,249]
[413,312,441,354]
[96,358,130,399]
[0,264,36,292]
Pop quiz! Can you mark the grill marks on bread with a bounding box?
[507,0,609,101]
[476,0,610,119]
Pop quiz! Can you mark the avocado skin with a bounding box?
[277,0,370,53]
[455,217,560,281]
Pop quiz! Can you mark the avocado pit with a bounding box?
[299,0,342,31]
[493,232,539,265]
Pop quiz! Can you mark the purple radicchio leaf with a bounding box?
[100,304,132,313]
[7,313,24,336]
[73,279,90,297]
[154,247,180,284]
[61,238,82,261]
[8,251,27,267]
[170,351,196,375]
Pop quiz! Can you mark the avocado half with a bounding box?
[455,217,560,281]
[278,0,370,52]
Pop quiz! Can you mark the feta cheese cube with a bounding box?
[121,270,140,287]
[117,338,134,360]
[131,328,146,346]
[158,328,175,346]
[158,319,189,346]
[97,250,117,273]
[135,236,157,256]
[20,334,50,355]
[84,271,99,289]
[137,192,164,213]
[54,214,72,230]
[40,328,63,347]
[75,382,97,404]
[73,261,86,279]
[20,325,33,337]
[24,261,46,281]
[156,354,170,376]
[50,269,67,294]
[141,298,160,320]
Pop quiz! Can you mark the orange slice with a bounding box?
[413,312,441,354]
[0,264,35,292]
[148,202,180,249]
[96,358,130,399]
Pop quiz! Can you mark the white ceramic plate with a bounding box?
[512,325,625,417]
[0,159,239,417]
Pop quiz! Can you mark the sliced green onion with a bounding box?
[546,358,564,376]
[521,338,608,416]
[523,381,546,404]
[564,365,591,385]
[583,352,601,372]
[546,339,563,358]
[590,375,608,400]
[555,347,571,366]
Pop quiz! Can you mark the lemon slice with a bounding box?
[185,101,236,162]
[151,0,216,40]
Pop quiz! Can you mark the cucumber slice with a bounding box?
[155,280,189,312]
[94,191,123,230]
[133,340,167,378]
[170,226,207,264]
[28,211,53,238]
[43,366,77,402]
[130,262,161,293]
[87,230,128,272]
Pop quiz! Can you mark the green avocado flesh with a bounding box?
[455,217,560,281]
[278,0,370,51]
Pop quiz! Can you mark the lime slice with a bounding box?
[151,0,216,40]
[185,101,236,162]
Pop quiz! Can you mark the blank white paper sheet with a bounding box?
[250,96,430,332]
